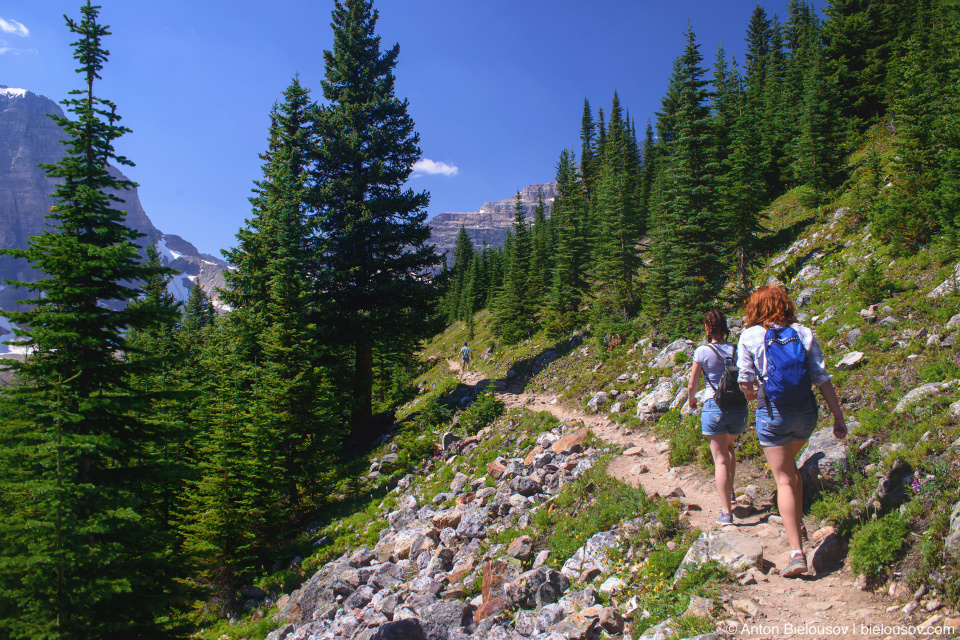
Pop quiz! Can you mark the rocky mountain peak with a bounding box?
[0,86,228,316]
[428,182,558,261]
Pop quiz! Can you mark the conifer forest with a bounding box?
[1,0,959,637]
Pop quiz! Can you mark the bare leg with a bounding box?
[708,434,737,514]
[763,441,805,551]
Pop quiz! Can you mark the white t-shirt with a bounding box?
[694,343,736,400]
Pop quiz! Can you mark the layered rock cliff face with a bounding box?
[0,87,228,312]
[428,182,558,261]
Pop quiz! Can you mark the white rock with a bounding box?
[928,262,960,298]
[599,576,626,594]
[835,351,864,370]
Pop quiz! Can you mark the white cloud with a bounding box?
[412,158,458,177]
[0,18,29,38]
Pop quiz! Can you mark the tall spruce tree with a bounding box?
[312,0,440,443]
[545,149,589,337]
[0,3,182,637]
[449,225,474,321]
[591,92,643,318]
[221,76,338,525]
[661,28,723,333]
[794,45,848,204]
[492,192,535,343]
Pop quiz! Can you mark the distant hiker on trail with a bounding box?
[688,309,749,526]
[460,342,471,374]
[737,285,847,578]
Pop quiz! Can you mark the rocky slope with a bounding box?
[0,86,229,314]
[428,182,558,260]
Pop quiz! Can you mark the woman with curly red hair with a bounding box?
[737,285,847,578]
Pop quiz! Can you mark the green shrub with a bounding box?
[849,512,909,579]
[669,416,701,466]
[856,257,887,304]
[459,390,506,434]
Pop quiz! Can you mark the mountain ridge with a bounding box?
[0,86,229,319]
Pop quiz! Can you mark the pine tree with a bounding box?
[311,0,440,444]
[794,46,848,204]
[661,28,723,333]
[222,77,340,533]
[721,90,767,286]
[492,192,535,343]
[592,92,643,318]
[545,149,589,337]
[580,99,599,200]
[449,225,474,321]
[761,17,791,194]
[822,0,892,131]
[0,3,183,636]
[529,188,552,308]
[871,35,940,248]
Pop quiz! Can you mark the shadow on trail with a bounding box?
[492,332,586,396]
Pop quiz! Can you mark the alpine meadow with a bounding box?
[2,0,960,638]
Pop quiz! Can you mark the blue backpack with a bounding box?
[762,326,813,404]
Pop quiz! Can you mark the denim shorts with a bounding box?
[700,398,749,436]
[755,399,818,447]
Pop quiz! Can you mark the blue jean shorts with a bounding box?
[700,398,749,436]
[755,399,818,447]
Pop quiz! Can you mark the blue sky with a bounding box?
[3,0,824,257]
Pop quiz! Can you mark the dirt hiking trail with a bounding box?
[449,360,910,639]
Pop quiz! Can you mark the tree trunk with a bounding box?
[350,344,374,446]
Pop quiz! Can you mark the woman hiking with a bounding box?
[737,285,847,578]
[688,310,749,525]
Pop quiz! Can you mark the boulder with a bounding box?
[894,381,959,413]
[481,557,522,603]
[586,391,609,413]
[370,619,428,640]
[927,261,960,298]
[845,328,862,346]
[637,619,678,640]
[506,535,533,561]
[598,607,625,634]
[547,613,596,640]
[796,288,817,308]
[651,339,691,368]
[421,600,473,630]
[946,500,960,559]
[456,507,489,539]
[674,530,763,579]
[794,264,821,282]
[797,427,847,497]
[810,533,847,575]
[450,472,470,493]
[473,596,509,623]
[560,530,618,581]
[636,379,676,421]
[552,428,588,455]
[486,460,506,478]
[947,313,960,330]
[510,476,541,497]
[836,351,864,370]
[388,508,417,532]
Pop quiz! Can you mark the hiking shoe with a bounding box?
[801,525,809,544]
[783,551,807,578]
[716,512,733,525]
